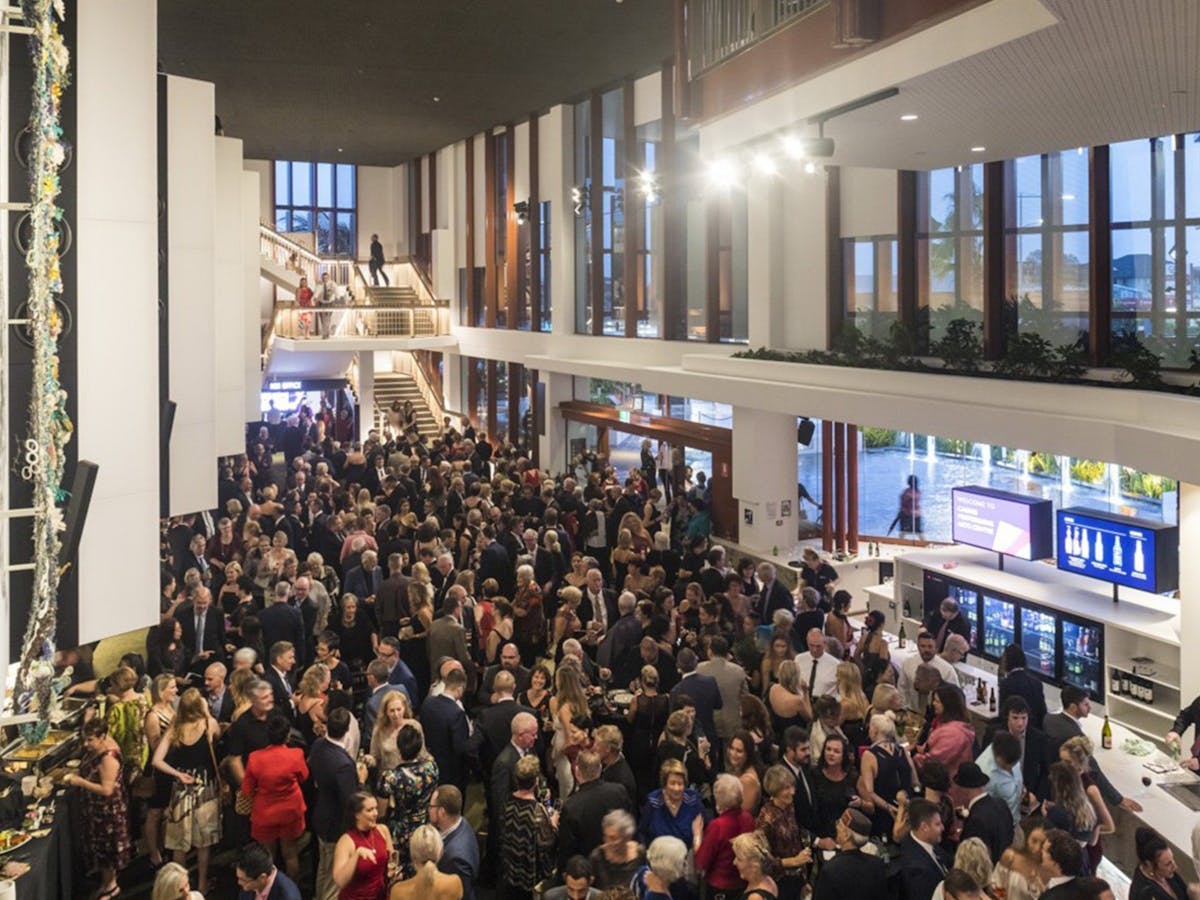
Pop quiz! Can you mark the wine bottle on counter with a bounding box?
[989,687,997,713]
[1101,715,1113,750]
[1110,669,1121,696]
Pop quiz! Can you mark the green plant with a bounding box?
[1119,468,1177,500]
[994,333,1057,379]
[1069,458,1106,485]
[1027,451,1061,476]
[1110,331,1166,389]
[862,427,899,449]
[1050,340,1089,381]
[929,318,983,372]
[935,437,975,457]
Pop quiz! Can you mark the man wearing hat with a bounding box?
[956,761,1014,864]
[813,809,886,900]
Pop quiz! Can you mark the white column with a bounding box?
[75,0,160,641]
[747,171,784,347]
[732,407,800,555]
[213,136,246,455]
[444,351,463,415]
[242,170,262,422]
[166,75,217,514]
[540,106,574,336]
[358,361,375,443]
[540,371,574,473]
[1178,483,1200,700]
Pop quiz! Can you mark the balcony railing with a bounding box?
[259,222,355,286]
[272,300,451,341]
[688,0,829,76]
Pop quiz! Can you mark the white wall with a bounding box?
[633,70,662,126]
[733,408,799,552]
[780,170,828,350]
[841,166,897,237]
[357,165,398,260]
[244,158,271,223]
[393,163,410,258]
[214,137,246,454]
[75,0,160,642]
[242,171,261,421]
[167,76,218,515]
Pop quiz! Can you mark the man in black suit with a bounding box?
[588,725,635,810]
[264,641,297,722]
[557,750,631,873]
[418,668,476,793]
[780,726,817,832]
[1039,829,1085,900]
[308,708,364,899]
[477,527,512,598]
[579,567,617,638]
[813,809,887,900]
[485,711,539,885]
[997,645,1048,728]
[757,562,793,621]
[475,671,535,774]
[478,642,532,705]
[669,648,723,745]
[176,587,226,675]
[432,552,458,612]
[893,798,949,900]
[376,552,410,638]
[955,762,1014,864]
[790,587,825,650]
[1043,685,1136,811]
[260,582,308,668]
[923,596,972,653]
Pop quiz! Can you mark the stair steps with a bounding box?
[374,373,439,439]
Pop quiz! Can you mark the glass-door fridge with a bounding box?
[1020,605,1058,679]
[1061,616,1104,700]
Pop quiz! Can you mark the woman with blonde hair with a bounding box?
[932,837,993,900]
[836,660,871,747]
[400,580,434,695]
[550,662,591,797]
[228,667,255,722]
[142,674,178,868]
[1058,734,1113,873]
[370,689,418,777]
[731,830,781,900]
[767,659,812,740]
[294,663,330,746]
[388,824,462,900]
[150,860,200,900]
[553,585,583,649]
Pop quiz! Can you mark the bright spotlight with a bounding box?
[783,135,804,159]
[804,161,818,175]
[752,153,777,176]
[706,158,738,189]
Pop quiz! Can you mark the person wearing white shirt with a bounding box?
[794,628,840,699]
[898,632,960,711]
[975,731,1023,825]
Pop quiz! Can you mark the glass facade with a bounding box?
[600,88,626,336]
[845,236,898,340]
[274,160,356,255]
[635,121,663,337]
[574,98,592,334]
[921,165,984,345]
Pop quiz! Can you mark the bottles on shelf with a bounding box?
[1110,667,1158,705]
[1110,669,1121,696]
[1101,715,1113,750]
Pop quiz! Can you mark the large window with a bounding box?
[921,164,984,344]
[1110,134,1200,365]
[574,98,593,334]
[274,161,357,255]
[635,122,663,338]
[1006,150,1090,346]
[600,88,626,336]
[844,235,898,340]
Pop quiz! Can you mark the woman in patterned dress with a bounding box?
[500,755,558,900]
[378,724,439,877]
[64,718,133,899]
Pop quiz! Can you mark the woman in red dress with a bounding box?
[241,715,309,882]
[296,275,315,337]
[333,791,395,900]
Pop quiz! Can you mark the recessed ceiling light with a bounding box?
[1062,194,1075,201]
[971,146,986,152]
[337,147,343,153]
[433,96,440,103]
[900,114,919,121]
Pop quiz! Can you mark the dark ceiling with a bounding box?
[157,0,674,167]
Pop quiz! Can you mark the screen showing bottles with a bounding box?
[982,593,1016,659]
[957,587,979,650]
[1056,507,1179,594]
[1061,619,1103,696]
[1020,606,1058,677]
[951,486,1055,560]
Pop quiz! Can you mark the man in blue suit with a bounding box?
[419,668,475,793]
[236,842,301,900]
[670,647,723,745]
[429,784,480,900]
[308,708,364,900]
[376,636,419,706]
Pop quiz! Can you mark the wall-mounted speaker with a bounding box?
[60,460,98,566]
[797,418,816,446]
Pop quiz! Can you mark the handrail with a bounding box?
[258,223,356,287]
[272,299,451,341]
[393,352,447,430]
[688,0,830,76]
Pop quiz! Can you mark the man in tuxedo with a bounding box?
[780,726,817,832]
[557,750,631,872]
[486,712,539,885]
[376,552,410,638]
[432,552,458,612]
[477,526,512,598]
[813,809,887,900]
[599,591,641,676]
[757,562,793,621]
[998,645,1048,728]
[419,668,475,793]
[1044,685,1137,811]
[579,567,617,638]
[429,785,480,900]
[235,842,302,900]
[308,709,365,900]
[1039,829,1085,900]
[264,642,297,721]
[344,549,383,609]
[176,587,226,675]
[362,660,391,737]
[670,648,723,745]
[790,588,825,651]
[955,762,1014,863]
[893,798,949,900]
[204,662,234,726]
[478,642,531,705]
[260,582,307,668]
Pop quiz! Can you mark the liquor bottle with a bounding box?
[1146,679,1155,705]
[988,686,997,713]
[1120,670,1130,695]
[977,677,987,706]
[1101,715,1113,750]
[898,623,907,649]
[1110,669,1121,696]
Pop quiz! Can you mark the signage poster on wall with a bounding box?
[744,508,753,525]
[781,499,792,518]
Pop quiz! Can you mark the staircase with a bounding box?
[366,284,419,305]
[374,373,440,439]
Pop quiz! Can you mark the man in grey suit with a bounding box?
[670,648,723,745]
[427,587,475,693]
[1043,684,1141,812]
[696,635,748,744]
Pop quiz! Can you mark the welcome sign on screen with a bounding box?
[1056,507,1178,593]
[951,486,1054,560]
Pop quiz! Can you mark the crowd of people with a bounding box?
[55,404,1196,900]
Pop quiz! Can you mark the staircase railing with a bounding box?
[260,222,322,285]
[393,352,447,429]
[272,299,451,340]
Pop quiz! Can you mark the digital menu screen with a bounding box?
[982,593,1016,660]
[1056,507,1179,594]
[952,486,1055,560]
[1020,606,1058,678]
[1061,618,1103,698]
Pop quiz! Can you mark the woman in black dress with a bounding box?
[626,665,671,804]
[810,733,861,840]
[332,594,377,672]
